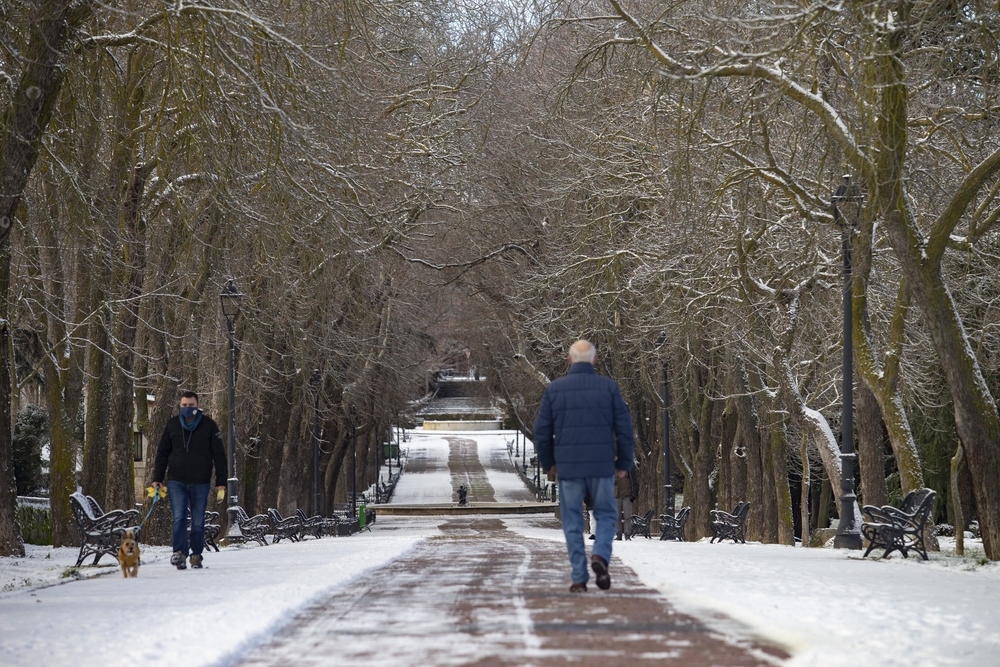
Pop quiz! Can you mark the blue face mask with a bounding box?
[180,406,198,420]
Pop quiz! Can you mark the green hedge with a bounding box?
[17,504,52,545]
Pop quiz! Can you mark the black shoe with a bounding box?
[588,534,596,540]
[190,554,203,569]
[171,551,187,570]
[615,535,623,541]
[569,582,588,593]
[591,555,610,590]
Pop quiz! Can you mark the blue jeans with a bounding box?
[168,481,210,556]
[558,476,617,584]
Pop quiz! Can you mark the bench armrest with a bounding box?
[239,514,269,529]
[882,506,927,529]
[861,505,895,524]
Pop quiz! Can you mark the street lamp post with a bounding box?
[656,334,673,518]
[832,174,864,550]
[220,280,243,542]
[534,453,540,499]
[662,359,673,518]
[350,405,358,518]
[387,414,393,481]
[375,415,381,504]
[311,369,322,516]
[521,430,526,472]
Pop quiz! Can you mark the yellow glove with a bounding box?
[217,488,226,503]
[146,486,168,500]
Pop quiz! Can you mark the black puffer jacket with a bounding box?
[153,413,228,486]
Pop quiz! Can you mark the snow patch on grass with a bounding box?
[614,539,1000,666]
[0,520,439,667]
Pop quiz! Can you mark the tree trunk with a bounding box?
[81,313,112,508]
[717,399,737,513]
[874,24,1000,560]
[32,216,85,546]
[770,417,795,545]
[276,377,304,515]
[0,0,78,244]
[951,444,965,557]
[106,160,153,511]
[0,0,79,556]
[775,349,862,529]
[256,382,293,514]
[760,421,779,543]
[44,375,79,547]
[688,368,716,540]
[0,245,23,556]
[855,378,889,508]
[323,415,348,513]
[733,358,765,541]
[800,431,810,547]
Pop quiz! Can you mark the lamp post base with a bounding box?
[833,532,863,550]
[833,489,863,550]
[220,505,245,546]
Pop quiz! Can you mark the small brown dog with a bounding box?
[118,529,140,578]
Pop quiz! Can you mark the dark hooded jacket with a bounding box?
[533,362,635,479]
[153,412,228,486]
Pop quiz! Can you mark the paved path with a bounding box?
[238,430,784,666]
[447,436,497,503]
[237,515,784,667]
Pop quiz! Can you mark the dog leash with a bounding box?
[134,485,168,540]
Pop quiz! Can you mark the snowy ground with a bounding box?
[6,429,1000,667]
[475,431,537,503]
[389,428,536,504]
[1,543,175,593]
[0,519,442,667]
[505,517,1000,667]
[390,429,453,504]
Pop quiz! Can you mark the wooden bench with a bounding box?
[659,506,691,541]
[628,509,655,539]
[69,492,139,566]
[235,506,270,546]
[711,501,750,543]
[862,488,937,560]
[268,508,303,543]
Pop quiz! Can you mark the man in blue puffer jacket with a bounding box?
[534,340,635,592]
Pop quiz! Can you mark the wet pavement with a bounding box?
[236,515,785,666]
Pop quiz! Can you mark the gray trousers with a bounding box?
[616,497,633,538]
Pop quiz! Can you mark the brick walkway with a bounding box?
[447,436,497,503]
[237,516,785,666]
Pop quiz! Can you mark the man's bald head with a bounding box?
[568,340,596,364]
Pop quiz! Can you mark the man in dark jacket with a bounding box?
[153,391,227,570]
[534,340,635,592]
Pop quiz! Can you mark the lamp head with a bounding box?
[832,174,865,228]
[220,279,243,323]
